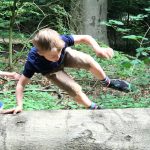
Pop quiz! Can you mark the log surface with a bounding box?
[0,109,150,150]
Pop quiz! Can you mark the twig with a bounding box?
[37,15,50,30]
[130,22,150,75]
[33,2,46,16]
[140,23,150,48]
[86,80,99,95]
[0,88,64,94]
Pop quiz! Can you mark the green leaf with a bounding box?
[131,59,141,65]
[143,57,150,64]
[136,47,145,53]
[100,21,112,27]
[121,61,132,68]
[116,28,131,33]
[129,14,148,21]
[145,7,150,13]
[136,47,150,57]
[141,52,149,56]
[122,35,148,41]
[109,20,124,25]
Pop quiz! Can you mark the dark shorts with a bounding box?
[45,48,95,97]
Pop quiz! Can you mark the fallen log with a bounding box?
[0,38,22,45]
[0,109,150,150]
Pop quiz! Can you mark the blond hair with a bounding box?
[32,28,65,51]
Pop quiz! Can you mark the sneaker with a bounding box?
[88,102,104,109]
[108,79,131,92]
[96,105,103,109]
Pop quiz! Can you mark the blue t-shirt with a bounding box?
[23,35,74,78]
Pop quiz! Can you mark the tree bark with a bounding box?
[71,0,108,44]
[0,109,150,150]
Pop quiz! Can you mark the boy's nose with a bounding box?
[52,57,60,62]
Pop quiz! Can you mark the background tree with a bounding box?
[0,0,43,67]
[0,0,71,68]
[107,0,150,56]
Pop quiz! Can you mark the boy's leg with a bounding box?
[45,71,100,109]
[64,48,131,92]
[64,48,106,80]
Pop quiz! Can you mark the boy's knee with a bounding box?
[84,55,96,70]
[69,84,82,97]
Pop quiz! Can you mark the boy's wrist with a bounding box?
[16,105,23,109]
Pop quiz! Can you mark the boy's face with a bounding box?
[37,48,62,62]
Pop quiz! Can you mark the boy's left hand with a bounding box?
[95,47,114,59]
[13,72,21,80]
[0,106,22,114]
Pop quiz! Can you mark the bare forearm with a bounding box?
[0,71,12,76]
[84,36,102,53]
[73,35,96,48]
[73,35,114,59]
[16,84,24,108]
[0,71,20,80]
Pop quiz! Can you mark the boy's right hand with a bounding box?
[95,47,114,59]
[13,106,23,114]
[0,106,23,114]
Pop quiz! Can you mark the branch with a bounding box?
[33,2,46,16]
[0,88,64,95]
[36,14,50,30]
[140,22,150,47]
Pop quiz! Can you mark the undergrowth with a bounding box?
[0,44,149,110]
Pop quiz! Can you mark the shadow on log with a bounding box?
[0,109,150,150]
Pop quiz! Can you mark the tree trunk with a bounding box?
[71,0,108,44]
[8,0,17,67]
[9,17,13,67]
[0,109,150,150]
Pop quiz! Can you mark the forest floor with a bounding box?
[0,45,150,110]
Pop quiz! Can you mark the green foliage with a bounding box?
[0,0,72,67]
[0,0,149,110]
[5,2,70,35]
[116,28,131,33]
[136,47,150,58]
[103,6,150,63]
[108,20,124,26]
[129,14,148,21]
[145,7,150,13]
[122,35,148,41]
[0,48,149,110]
[1,90,63,110]
[48,4,71,33]
[101,20,124,27]
[94,94,150,109]
[107,0,150,58]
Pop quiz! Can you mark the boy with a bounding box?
[2,28,131,114]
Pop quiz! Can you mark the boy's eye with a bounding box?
[52,47,62,52]
[57,48,62,52]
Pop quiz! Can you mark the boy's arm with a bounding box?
[0,71,20,80]
[72,35,114,59]
[14,75,30,114]
[1,75,30,114]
